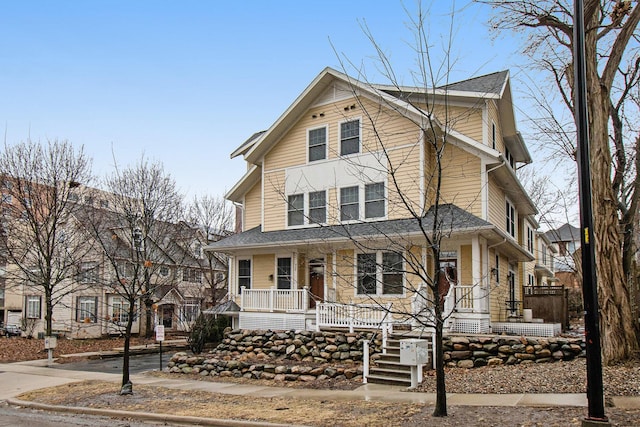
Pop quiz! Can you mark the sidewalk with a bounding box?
[1,356,639,426]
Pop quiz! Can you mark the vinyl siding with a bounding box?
[460,245,473,285]
[262,170,286,232]
[487,176,505,230]
[252,254,275,290]
[439,144,482,216]
[244,181,262,231]
[487,101,504,151]
[432,104,484,142]
[489,252,509,322]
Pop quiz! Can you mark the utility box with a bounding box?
[399,339,429,366]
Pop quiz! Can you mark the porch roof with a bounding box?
[206,204,533,261]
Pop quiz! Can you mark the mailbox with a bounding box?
[399,338,429,366]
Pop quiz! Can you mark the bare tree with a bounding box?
[87,157,184,393]
[187,194,234,306]
[0,139,93,363]
[481,0,640,363]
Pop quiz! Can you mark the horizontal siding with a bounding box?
[438,144,482,216]
[487,176,505,230]
[432,104,483,142]
[460,245,473,285]
[488,101,504,151]
[386,143,423,220]
[243,180,262,230]
[252,254,274,290]
[489,252,508,322]
[263,170,286,232]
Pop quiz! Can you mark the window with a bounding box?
[340,186,359,221]
[357,253,377,294]
[505,147,515,169]
[68,192,79,202]
[526,225,534,253]
[505,200,516,238]
[309,190,326,224]
[365,182,385,219]
[111,296,136,323]
[1,194,12,204]
[117,261,135,278]
[528,274,535,287]
[276,257,292,289]
[84,196,93,205]
[76,296,98,322]
[541,243,548,266]
[494,254,500,284]
[180,299,200,323]
[193,242,203,258]
[238,259,251,291]
[182,268,202,283]
[159,266,170,277]
[382,252,403,294]
[287,194,304,226]
[100,199,109,208]
[26,295,41,319]
[308,127,327,162]
[78,262,99,283]
[2,180,12,190]
[491,122,496,149]
[340,119,360,155]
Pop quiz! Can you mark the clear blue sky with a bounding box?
[1,1,531,199]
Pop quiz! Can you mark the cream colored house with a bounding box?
[208,67,557,336]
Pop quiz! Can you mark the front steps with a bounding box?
[366,335,432,386]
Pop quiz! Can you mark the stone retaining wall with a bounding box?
[440,335,585,368]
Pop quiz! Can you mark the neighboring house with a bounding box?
[534,231,556,286]
[545,223,580,291]
[0,184,227,338]
[207,67,553,336]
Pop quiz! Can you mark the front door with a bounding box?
[309,260,324,308]
[162,305,173,328]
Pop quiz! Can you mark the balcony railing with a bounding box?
[454,285,475,311]
[240,287,309,313]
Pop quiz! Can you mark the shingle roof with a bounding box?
[545,223,580,243]
[438,70,508,95]
[206,204,493,251]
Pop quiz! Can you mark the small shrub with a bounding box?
[188,314,230,354]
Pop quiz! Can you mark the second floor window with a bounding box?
[288,194,304,226]
[182,268,202,283]
[78,262,99,283]
[340,119,360,156]
[308,127,327,162]
[365,182,385,219]
[238,259,251,291]
[527,226,534,253]
[340,186,359,221]
[506,200,516,238]
[309,191,326,224]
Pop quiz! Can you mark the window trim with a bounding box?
[26,295,42,319]
[287,193,304,227]
[237,258,251,292]
[339,118,361,156]
[276,257,292,290]
[505,198,517,239]
[308,190,327,224]
[364,182,386,219]
[340,185,360,222]
[355,251,405,296]
[307,125,328,163]
[76,296,98,323]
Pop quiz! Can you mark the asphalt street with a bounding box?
[51,352,172,375]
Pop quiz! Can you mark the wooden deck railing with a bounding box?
[240,287,309,313]
[315,302,392,332]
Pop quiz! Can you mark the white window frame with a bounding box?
[180,299,200,323]
[307,125,328,162]
[76,296,98,323]
[355,251,405,296]
[505,198,517,239]
[340,186,360,222]
[364,182,386,219]
[111,296,136,324]
[287,193,304,227]
[276,256,292,290]
[237,258,251,292]
[339,118,361,156]
[526,223,534,254]
[26,295,41,319]
[182,268,202,283]
[308,190,327,224]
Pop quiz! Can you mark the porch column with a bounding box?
[472,236,482,312]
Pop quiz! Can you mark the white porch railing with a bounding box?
[240,287,310,313]
[454,285,475,311]
[315,302,392,333]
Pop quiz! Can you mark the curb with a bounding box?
[6,398,310,427]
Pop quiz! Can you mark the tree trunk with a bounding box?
[432,303,447,417]
[45,288,53,336]
[587,67,639,364]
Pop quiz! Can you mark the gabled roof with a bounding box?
[437,70,509,96]
[545,223,580,243]
[206,203,533,262]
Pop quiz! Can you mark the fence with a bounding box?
[523,285,569,329]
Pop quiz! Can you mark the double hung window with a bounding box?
[76,296,98,322]
[309,191,326,224]
[365,182,385,218]
[357,252,404,295]
[276,257,292,289]
[340,120,360,155]
[26,295,41,319]
[340,186,359,221]
[238,259,251,291]
[288,194,304,226]
[505,200,516,238]
[308,127,327,162]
